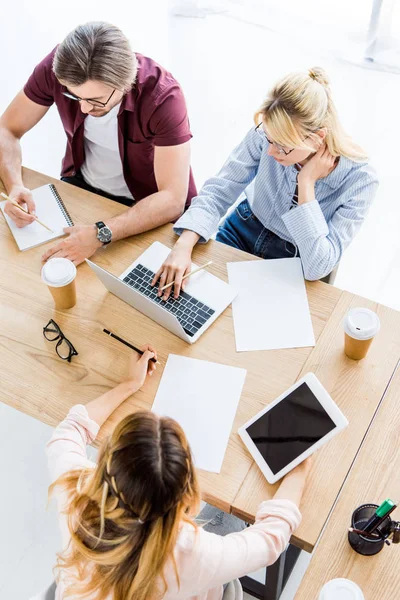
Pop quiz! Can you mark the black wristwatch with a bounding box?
[95,221,112,245]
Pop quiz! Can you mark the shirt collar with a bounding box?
[120,88,136,113]
[319,156,356,188]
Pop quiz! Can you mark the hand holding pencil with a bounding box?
[126,343,158,388]
[1,186,38,228]
[1,191,53,232]
[159,260,213,292]
[151,235,209,300]
[103,329,159,387]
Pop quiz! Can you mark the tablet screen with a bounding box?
[246,382,336,474]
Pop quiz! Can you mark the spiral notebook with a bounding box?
[0,184,74,251]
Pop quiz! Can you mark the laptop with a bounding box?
[86,241,237,344]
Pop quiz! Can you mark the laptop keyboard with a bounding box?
[122,264,215,337]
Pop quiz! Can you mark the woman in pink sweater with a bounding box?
[47,346,310,600]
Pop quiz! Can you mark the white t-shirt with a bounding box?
[81,103,134,199]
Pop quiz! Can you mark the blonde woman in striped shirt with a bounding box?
[153,67,378,298]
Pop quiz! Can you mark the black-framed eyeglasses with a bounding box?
[255,122,314,156]
[62,88,116,108]
[43,319,78,362]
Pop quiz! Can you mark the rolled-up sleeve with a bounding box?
[149,86,192,147]
[46,404,99,485]
[282,173,378,280]
[23,48,57,107]
[184,499,301,593]
[174,127,262,242]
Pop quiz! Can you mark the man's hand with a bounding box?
[3,185,36,227]
[298,143,337,185]
[42,225,103,265]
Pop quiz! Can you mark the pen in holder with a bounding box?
[348,504,393,555]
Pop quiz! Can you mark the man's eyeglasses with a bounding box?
[62,88,116,108]
[43,319,78,362]
[255,122,314,156]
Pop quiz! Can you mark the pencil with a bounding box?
[103,329,159,364]
[160,260,213,291]
[348,527,381,539]
[0,192,54,233]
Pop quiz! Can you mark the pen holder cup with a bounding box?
[348,504,392,556]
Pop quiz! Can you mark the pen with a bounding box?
[348,527,381,539]
[363,499,398,534]
[103,329,159,364]
[0,192,54,233]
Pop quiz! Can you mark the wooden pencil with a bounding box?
[160,261,213,291]
[0,192,54,233]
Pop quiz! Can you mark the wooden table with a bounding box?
[1,168,400,599]
[295,363,400,600]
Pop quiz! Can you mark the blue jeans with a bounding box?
[216,199,298,259]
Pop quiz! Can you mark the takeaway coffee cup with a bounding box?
[343,308,380,360]
[319,578,365,600]
[41,258,77,310]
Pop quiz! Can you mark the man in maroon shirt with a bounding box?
[0,22,196,264]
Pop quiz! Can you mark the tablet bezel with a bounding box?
[238,372,348,484]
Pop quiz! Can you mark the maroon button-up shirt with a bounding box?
[24,48,196,208]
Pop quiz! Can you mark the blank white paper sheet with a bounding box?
[152,355,247,473]
[227,257,315,352]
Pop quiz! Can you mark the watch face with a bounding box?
[98,226,112,243]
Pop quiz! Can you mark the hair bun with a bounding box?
[308,67,330,87]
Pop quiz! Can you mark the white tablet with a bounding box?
[238,373,348,484]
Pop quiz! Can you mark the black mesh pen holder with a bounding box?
[348,503,392,556]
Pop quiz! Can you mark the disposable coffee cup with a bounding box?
[343,308,380,360]
[319,578,365,600]
[41,258,77,310]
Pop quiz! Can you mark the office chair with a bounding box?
[223,579,244,599]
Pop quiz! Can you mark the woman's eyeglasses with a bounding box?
[43,319,78,362]
[255,123,294,155]
[255,123,314,156]
[62,88,116,108]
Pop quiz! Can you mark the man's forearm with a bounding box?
[0,128,24,191]
[106,189,185,241]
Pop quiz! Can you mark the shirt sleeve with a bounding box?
[23,48,57,107]
[174,127,262,242]
[46,404,100,485]
[281,170,379,280]
[150,85,193,147]
[179,499,301,593]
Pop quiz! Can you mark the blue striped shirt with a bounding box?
[174,127,379,280]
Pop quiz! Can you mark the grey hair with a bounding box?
[53,22,137,92]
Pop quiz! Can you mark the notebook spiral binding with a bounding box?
[49,184,74,227]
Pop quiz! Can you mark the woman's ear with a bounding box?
[317,127,328,140]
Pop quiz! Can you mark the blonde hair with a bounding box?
[53,22,137,93]
[49,411,200,600]
[255,67,367,162]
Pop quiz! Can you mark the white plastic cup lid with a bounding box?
[41,258,76,287]
[319,578,365,600]
[344,308,380,340]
